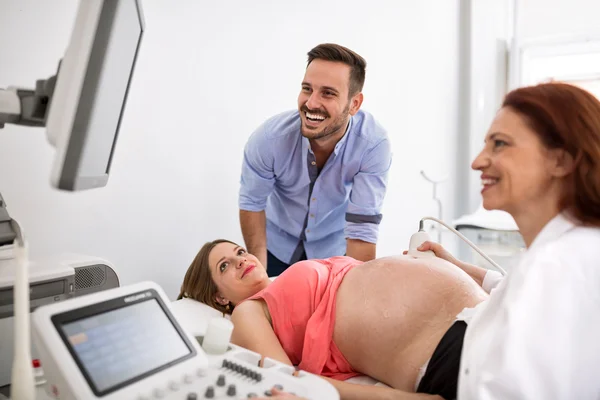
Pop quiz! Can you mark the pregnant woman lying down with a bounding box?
[178,240,490,400]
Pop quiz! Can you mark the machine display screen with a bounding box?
[58,298,192,395]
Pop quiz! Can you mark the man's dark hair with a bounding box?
[307,43,366,97]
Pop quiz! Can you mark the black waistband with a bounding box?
[416,320,467,400]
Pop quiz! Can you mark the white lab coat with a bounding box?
[457,213,600,400]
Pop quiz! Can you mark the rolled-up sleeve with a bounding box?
[239,123,275,212]
[344,138,392,243]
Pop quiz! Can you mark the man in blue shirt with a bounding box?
[239,43,392,276]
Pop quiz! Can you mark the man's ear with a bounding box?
[348,92,363,116]
[549,148,576,178]
[214,293,229,306]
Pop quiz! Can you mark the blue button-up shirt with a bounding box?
[239,109,392,263]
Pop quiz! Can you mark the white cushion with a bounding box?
[170,298,229,336]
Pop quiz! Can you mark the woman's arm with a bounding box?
[254,384,442,400]
[230,300,293,365]
[415,241,502,292]
[322,377,442,400]
[230,301,442,400]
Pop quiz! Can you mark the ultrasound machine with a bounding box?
[32,281,337,399]
[0,1,338,398]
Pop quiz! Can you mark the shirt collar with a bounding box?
[302,114,354,155]
[333,116,353,155]
[529,212,578,251]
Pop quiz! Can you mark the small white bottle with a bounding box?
[202,318,234,355]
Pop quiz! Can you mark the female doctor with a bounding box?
[419,82,600,399]
[256,82,600,400]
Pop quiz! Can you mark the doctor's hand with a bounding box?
[413,241,464,267]
[411,241,489,287]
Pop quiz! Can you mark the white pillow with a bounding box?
[170,298,230,336]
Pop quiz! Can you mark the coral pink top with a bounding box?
[245,256,362,381]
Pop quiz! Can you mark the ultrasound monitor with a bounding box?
[32,282,207,400]
[0,0,144,190]
[52,289,194,396]
[46,0,145,191]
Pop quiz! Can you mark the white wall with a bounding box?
[460,0,512,215]
[0,0,461,299]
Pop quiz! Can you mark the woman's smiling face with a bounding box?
[208,242,270,305]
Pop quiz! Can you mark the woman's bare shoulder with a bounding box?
[232,298,272,324]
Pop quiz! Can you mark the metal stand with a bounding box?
[420,170,448,243]
[0,73,57,400]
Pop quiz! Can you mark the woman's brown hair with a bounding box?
[177,239,238,315]
[502,82,600,226]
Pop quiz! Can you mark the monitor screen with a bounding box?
[47,0,144,191]
[55,297,193,395]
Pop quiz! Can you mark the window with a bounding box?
[513,36,600,99]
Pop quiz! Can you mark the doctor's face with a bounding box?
[297,59,360,141]
[208,242,269,306]
[471,107,562,216]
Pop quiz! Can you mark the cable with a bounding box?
[9,218,35,400]
[420,216,508,276]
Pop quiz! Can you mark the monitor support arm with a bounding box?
[0,75,56,129]
[0,72,58,243]
[0,74,57,248]
[0,74,56,400]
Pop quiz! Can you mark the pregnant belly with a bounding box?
[332,255,488,390]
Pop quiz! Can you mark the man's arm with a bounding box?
[345,138,392,262]
[240,210,268,268]
[239,121,276,268]
[346,239,376,262]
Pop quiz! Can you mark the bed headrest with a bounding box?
[170,298,230,337]
[171,277,277,336]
